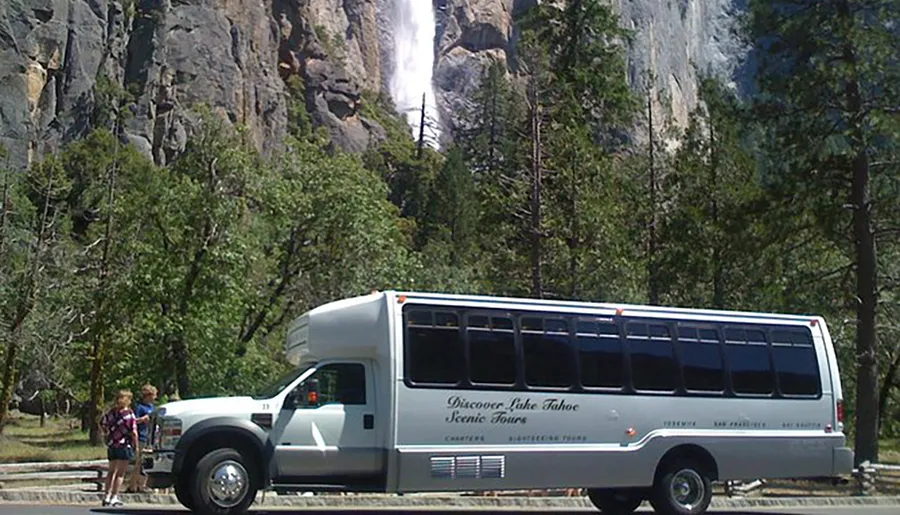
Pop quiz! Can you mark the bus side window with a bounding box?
[522,317,573,388]
[771,328,820,397]
[576,319,623,389]
[724,327,774,396]
[466,314,517,386]
[405,310,463,385]
[627,321,677,392]
[677,326,725,394]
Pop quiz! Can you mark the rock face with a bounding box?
[433,0,513,140]
[615,0,747,133]
[432,0,747,138]
[0,0,390,169]
[275,0,387,153]
[0,0,747,168]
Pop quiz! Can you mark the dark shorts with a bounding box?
[107,446,134,461]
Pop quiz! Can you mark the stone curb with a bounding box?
[1,491,900,509]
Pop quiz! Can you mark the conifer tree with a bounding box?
[661,77,762,309]
[748,0,900,464]
[509,0,638,300]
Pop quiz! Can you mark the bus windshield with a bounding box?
[251,362,316,399]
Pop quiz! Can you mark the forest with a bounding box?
[0,0,898,466]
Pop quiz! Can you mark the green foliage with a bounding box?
[313,25,347,64]
[655,77,765,309]
[91,75,134,131]
[3,0,899,457]
[419,146,479,264]
[518,0,638,135]
[746,0,900,461]
[285,75,323,142]
[462,0,642,300]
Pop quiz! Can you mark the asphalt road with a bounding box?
[1,507,899,515]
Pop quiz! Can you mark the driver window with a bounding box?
[309,363,366,406]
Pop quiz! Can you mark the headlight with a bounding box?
[157,417,182,449]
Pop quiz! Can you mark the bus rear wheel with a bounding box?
[650,459,712,515]
[587,488,644,514]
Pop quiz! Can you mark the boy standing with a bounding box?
[127,384,157,493]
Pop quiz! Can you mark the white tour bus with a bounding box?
[145,290,853,515]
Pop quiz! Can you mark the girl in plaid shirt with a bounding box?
[100,390,138,507]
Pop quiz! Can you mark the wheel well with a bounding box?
[655,444,719,481]
[180,431,265,488]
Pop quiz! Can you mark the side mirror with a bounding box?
[283,378,321,410]
[304,378,320,408]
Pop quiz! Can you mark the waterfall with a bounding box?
[389,0,441,147]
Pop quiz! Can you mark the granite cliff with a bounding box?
[0,0,747,168]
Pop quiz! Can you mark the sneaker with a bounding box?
[109,496,123,507]
[101,498,111,507]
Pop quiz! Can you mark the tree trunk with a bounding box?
[87,333,106,446]
[528,70,543,299]
[88,127,119,446]
[0,313,24,432]
[417,92,426,159]
[840,0,879,466]
[851,144,878,466]
[569,154,579,299]
[647,89,659,305]
[0,158,10,261]
[709,106,724,309]
[166,158,219,399]
[0,173,53,431]
[173,334,192,399]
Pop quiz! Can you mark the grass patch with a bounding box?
[881,438,900,464]
[0,410,105,463]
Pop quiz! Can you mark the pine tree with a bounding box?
[748,0,900,464]
[660,77,762,309]
[456,57,530,296]
[509,0,638,300]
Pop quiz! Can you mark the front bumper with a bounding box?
[143,450,176,488]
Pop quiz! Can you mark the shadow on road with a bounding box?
[89,510,824,515]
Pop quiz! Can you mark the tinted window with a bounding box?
[309,363,366,405]
[406,310,463,384]
[724,327,774,395]
[522,317,574,388]
[678,325,725,392]
[771,327,820,396]
[467,314,517,385]
[627,321,677,392]
[577,319,624,388]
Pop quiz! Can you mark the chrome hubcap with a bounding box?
[670,469,704,510]
[207,460,249,508]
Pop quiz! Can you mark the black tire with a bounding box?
[190,448,257,515]
[587,488,644,514]
[649,459,713,515]
[174,474,195,512]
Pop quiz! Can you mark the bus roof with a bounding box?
[385,290,822,324]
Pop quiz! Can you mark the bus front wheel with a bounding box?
[650,459,713,515]
[174,474,194,511]
[587,488,644,514]
[191,447,257,515]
